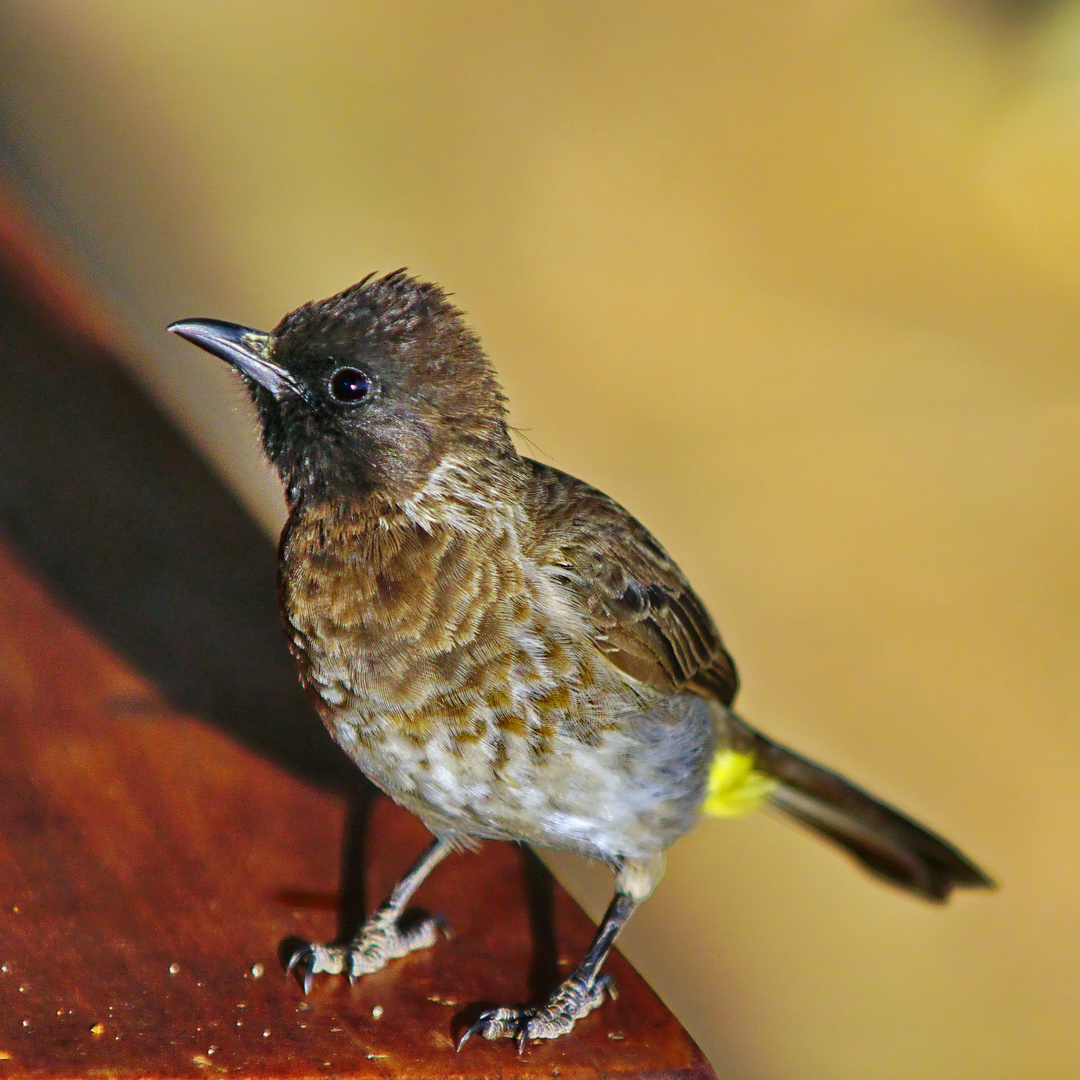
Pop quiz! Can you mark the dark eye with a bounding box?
[329,368,370,403]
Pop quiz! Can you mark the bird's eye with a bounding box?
[329,368,370,403]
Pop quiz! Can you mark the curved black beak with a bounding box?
[168,318,298,398]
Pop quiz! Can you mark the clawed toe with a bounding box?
[286,947,312,994]
[285,941,321,989]
[457,974,617,1052]
[285,913,450,992]
[456,1007,522,1052]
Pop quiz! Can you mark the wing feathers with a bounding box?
[524,459,738,704]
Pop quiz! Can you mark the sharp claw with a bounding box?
[456,1020,479,1052]
[286,945,316,994]
[516,1024,530,1055]
[598,974,617,1001]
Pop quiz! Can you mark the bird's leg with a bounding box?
[458,890,635,1051]
[458,853,665,1051]
[287,835,454,991]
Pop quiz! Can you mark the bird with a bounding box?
[168,271,994,1050]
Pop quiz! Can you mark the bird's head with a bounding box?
[169,271,512,506]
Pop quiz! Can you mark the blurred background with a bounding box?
[0,2,1077,1076]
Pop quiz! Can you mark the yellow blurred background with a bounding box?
[1,2,1077,1076]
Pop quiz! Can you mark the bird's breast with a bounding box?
[277,489,709,858]
[278,494,635,760]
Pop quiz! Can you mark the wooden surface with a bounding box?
[0,543,714,1079]
[0,189,717,1078]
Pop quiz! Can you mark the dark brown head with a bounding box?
[169,271,513,505]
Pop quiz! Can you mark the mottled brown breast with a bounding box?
[276,464,640,766]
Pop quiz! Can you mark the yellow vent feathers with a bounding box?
[702,750,776,818]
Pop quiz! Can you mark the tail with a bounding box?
[722,715,996,903]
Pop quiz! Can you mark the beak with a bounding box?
[167,318,298,399]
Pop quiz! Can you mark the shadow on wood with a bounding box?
[0,193,353,794]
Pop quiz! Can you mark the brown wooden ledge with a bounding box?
[0,544,715,1078]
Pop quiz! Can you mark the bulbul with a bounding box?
[169,271,993,1050]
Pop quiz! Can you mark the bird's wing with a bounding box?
[523,459,738,705]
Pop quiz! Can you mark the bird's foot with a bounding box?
[457,973,617,1052]
[286,908,450,992]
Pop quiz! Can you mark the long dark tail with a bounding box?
[730,715,995,903]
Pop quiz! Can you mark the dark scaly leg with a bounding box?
[459,853,665,1050]
[287,835,454,990]
[458,889,638,1051]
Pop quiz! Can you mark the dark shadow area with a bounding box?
[0,233,361,796]
[522,845,559,1003]
[272,890,341,911]
[336,789,377,940]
